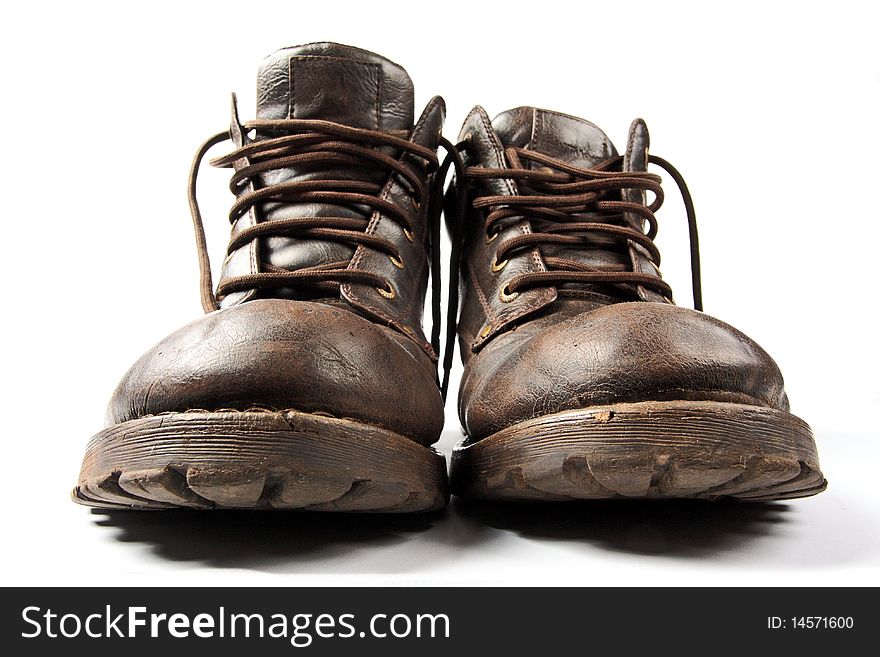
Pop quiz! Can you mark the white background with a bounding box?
[1,0,878,586]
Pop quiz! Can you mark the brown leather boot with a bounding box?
[447,106,825,502]
[73,43,450,512]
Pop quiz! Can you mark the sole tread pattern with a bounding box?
[451,401,826,502]
[74,410,448,513]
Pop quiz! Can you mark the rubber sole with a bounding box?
[73,409,448,512]
[451,400,826,502]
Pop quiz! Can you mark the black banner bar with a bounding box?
[1,587,872,655]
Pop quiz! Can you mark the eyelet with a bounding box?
[479,324,492,338]
[485,229,499,244]
[491,254,508,272]
[499,282,519,303]
[389,254,405,269]
[403,228,415,242]
[377,282,396,299]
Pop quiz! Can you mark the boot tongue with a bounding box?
[256,42,414,130]
[491,106,617,167]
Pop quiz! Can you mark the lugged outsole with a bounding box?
[73,409,448,513]
[450,400,826,502]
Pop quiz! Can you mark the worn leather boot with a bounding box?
[448,106,825,502]
[73,43,450,512]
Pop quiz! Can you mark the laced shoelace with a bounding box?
[458,146,703,311]
[186,124,699,404]
[188,118,465,399]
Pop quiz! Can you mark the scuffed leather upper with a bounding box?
[109,300,443,445]
[106,44,445,444]
[459,301,788,440]
[456,106,789,440]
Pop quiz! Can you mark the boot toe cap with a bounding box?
[461,302,788,439]
[107,299,443,444]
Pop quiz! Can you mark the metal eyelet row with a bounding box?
[490,235,516,301]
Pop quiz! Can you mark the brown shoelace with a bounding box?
[186,124,700,402]
[460,146,703,310]
[188,118,466,399]
[189,119,440,310]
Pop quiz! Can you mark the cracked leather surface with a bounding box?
[455,107,789,441]
[107,43,445,445]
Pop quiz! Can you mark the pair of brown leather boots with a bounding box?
[74,43,825,513]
